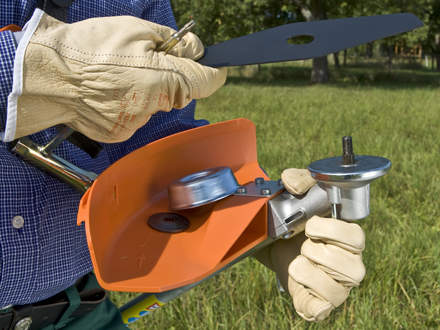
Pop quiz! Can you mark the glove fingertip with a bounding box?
[183,32,205,60]
[288,277,334,322]
[166,32,205,60]
[305,216,365,252]
[281,168,316,195]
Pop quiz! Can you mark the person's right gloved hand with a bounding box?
[256,168,366,322]
[5,9,227,143]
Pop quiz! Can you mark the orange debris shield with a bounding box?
[77,118,270,293]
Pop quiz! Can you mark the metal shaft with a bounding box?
[336,136,354,218]
[331,203,340,219]
[342,136,355,165]
[157,20,196,53]
[13,137,96,192]
[40,126,74,156]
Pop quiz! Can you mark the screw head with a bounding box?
[261,188,271,195]
[254,177,265,185]
[236,186,247,194]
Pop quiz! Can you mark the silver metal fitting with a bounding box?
[308,136,391,220]
[168,167,239,210]
[157,20,196,53]
[12,137,97,193]
[268,185,331,239]
[233,180,283,198]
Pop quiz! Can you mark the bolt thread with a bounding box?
[342,136,355,165]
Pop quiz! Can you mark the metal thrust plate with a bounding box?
[168,167,239,210]
[308,155,391,183]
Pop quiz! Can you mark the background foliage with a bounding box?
[170,0,440,81]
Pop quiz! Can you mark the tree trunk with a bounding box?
[435,34,440,71]
[343,49,347,66]
[311,56,329,83]
[293,0,329,83]
[386,44,393,71]
[366,42,373,58]
[333,52,340,68]
[309,0,329,82]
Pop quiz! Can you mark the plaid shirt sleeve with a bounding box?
[0,0,206,308]
[141,0,177,28]
[0,31,16,130]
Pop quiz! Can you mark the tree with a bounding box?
[170,0,438,79]
[426,1,440,70]
[355,0,431,69]
[170,0,296,46]
[289,0,359,81]
[172,0,336,83]
[291,0,329,83]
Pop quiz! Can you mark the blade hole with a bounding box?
[288,35,314,45]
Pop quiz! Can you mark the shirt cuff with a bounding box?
[3,8,44,142]
[0,30,17,131]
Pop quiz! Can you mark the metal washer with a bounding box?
[148,213,190,233]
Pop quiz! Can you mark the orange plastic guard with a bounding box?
[78,118,270,293]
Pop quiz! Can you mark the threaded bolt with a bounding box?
[342,136,355,165]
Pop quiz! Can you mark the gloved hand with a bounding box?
[5,9,226,143]
[255,168,366,322]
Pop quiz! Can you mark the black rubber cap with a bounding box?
[148,213,190,233]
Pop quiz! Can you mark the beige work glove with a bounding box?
[255,168,366,322]
[4,9,226,143]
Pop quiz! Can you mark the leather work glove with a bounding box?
[255,168,366,322]
[4,9,227,143]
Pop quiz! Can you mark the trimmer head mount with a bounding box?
[308,136,391,220]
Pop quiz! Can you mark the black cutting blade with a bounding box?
[198,13,423,67]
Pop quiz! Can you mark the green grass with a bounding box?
[111,63,440,329]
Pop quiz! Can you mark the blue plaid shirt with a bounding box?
[0,0,207,307]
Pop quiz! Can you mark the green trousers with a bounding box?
[42,274,126,330]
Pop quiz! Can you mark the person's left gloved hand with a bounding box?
[255,168,366,322]
[5,9,226,143]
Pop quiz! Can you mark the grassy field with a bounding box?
[111,62,440,329]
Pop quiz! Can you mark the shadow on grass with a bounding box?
[226,63,440,90]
